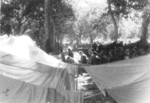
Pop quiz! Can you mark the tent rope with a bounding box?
[84,92,102,99]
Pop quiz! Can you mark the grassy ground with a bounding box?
[52,52,118,103]
[78,73,117,103]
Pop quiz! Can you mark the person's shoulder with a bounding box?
[81,55,86,59]
[90,55,95,59]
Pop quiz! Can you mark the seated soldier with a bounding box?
[66,56,75,64]
[92,42,97,51]
[90,51,101,65]
[124,49,130,59]
[78,51,88,64]
[67,48,74,58]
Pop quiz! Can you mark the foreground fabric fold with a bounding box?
[0,75,83,103]
[85,54,150,103]
[0,35,77,90]
[0,51,72,90]
[0,35,83,103]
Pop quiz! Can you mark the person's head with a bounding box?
[88,49,93,55]
[79,51,83,55]
[125,49,130,55]
[93,51,97,56]
[68,48,72,52]
[60,49,63,53]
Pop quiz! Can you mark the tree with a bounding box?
[1,0,74,53]
[107,0,148,42]
[1,0,47,50]
[140,4,150,43]
[1,0,44,35]
[45,0,53,52]
[107,0,119,42]
[45,0,74,53]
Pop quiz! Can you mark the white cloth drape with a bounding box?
[0,35,83,103]
[85,54,150,103]
[0,75,83,103]
[0,51,74,90]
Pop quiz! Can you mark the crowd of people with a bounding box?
[59,48,76,63]
[59,41,150,66]
[82,41,150,65]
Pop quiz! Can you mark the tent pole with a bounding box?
[76,66,78,91]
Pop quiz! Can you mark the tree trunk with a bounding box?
[89,32,93,44]
[78,34,82,45]
[56,32,61,53]
[14,18,22,35]
[76,29,82,47]
[107,0,118,42]
[79,29,83,45]
[50,16,58,53]
[45,0,53,53]
[76,37,79,48]
[140,7,150,43]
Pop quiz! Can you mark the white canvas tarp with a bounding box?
[0,75,83,103]
[85,54,150,103]
[0,35,83,103]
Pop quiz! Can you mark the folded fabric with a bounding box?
[0,35,77,90]
[85,54,150,103]
[0,35,83,103]
[0,75,83,103]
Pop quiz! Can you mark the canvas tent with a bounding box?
[1,35,150,103]
[85,54,150,103]
[0,35,83,103]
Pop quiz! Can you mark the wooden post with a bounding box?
[76,67,78,91]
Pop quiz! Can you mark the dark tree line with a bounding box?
[1,0,74,53]
[0,0,150,53]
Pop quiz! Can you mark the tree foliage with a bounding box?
[1,0,44,34]
[106,0,149,42]
[1,0,74,52]
[1,0,149,50]
[140,3,150,43]
[44,0,74,53]
[110,0,148,16]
